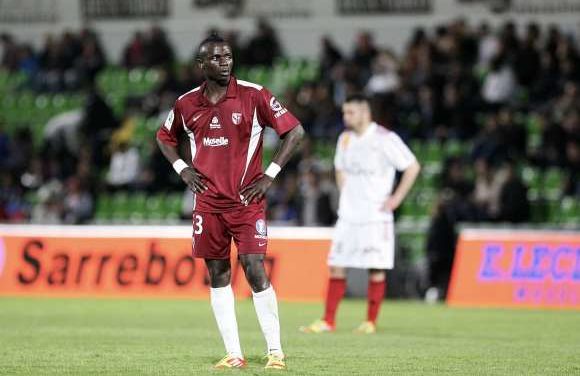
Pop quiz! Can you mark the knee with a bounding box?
[330,267,346,279]
[369,269,386,282]
[240,256,270,292]
[208,264,231,288]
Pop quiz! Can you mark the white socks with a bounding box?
[210,284,283,358]
[210,285,243,358]
[252,285,283,355]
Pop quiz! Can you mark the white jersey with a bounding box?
[334,122,416,223]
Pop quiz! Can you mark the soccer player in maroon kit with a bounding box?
[156,34,304,370]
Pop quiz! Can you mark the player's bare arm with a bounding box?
[383,160,421,211]
[240,124,305,205]
[335,170,345,191]
[156,140,208,193]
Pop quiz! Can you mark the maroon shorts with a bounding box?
[191,205,268,259]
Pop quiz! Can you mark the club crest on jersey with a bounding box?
[269,97,288,119]
[232,112,242,125]
[210,116,221,129]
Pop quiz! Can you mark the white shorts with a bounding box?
[328,219,395,269]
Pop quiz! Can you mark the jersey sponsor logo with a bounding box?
[209,116,221,129]
[164,110,174,130]
[231,112,242,125]
[344,166,379,176]
[362,247,381,254]
[203,136,229,147]
[269,97,288,119]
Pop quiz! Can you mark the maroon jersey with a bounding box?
[156,77,300,212]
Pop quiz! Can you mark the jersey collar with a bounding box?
[199,76,238,106]
[357,122,377,139]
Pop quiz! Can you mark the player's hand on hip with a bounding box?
[180,167,208,193]
[382,196,402,211]
[239,176,273,206]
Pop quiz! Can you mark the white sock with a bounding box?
[252,285,283,356]
[210,285,243,358]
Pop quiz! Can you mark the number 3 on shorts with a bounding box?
[194,214,203,234]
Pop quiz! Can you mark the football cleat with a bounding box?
[213,354,247,369]
[299,319,335,333]
[353,321,376,334]
[264,352,286,370]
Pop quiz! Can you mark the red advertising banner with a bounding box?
[447,229,580,309]
[0,226,332,301]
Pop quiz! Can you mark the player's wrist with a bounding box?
[172,159,190,176]
[264,162,281,179]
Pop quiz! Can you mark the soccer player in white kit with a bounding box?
[301,94,421,334]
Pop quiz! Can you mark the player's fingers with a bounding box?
[239,187,255,200]
[255,186,268,202]
[196,181,207,192]
[240,183,255,194]
[245,189,259,205]
[194,181,206,193]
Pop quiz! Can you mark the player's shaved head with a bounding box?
[197,33,228,60]
[196,33,233,86]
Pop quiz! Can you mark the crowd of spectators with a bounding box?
[1,29,106,91]
[0,19,578,238]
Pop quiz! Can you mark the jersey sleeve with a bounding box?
[256,87,300,136]
[156,102,184,147]
[381,132,417,171]
[334,132,349,171]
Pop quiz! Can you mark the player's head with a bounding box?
[342,94,372,131]
[196,33,233,86]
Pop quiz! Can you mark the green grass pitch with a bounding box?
[0,298,579,375]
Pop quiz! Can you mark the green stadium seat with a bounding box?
[35,95,50,110]
[445,140,465,157]
[145,69,160,84]
[1,96,16,109]
[166,193,182,216]
[420,170,438,189]
[543,168,563,201]
[415,190,435,219]
[559,197,579,225]
[544,168,563,190]
[247,67,268,86]
[111,191,131,221]
[526,115,542,149]
[532,201,547,223]
[521,166,541,191]
[424,141,443,163]
[410,140,423,159]
[132,116,148,141]
[545,199,560,224]
[398,200,415,219]
[94,193,113,222]
[17,93,34,109]
[145,193,164,212]
[129,192,147,214]
[146,117,160,133]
